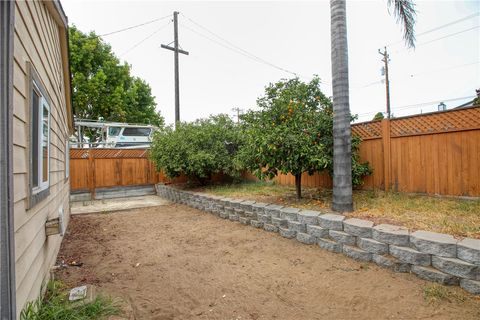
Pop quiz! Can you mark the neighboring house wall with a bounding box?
[12,0,71,316]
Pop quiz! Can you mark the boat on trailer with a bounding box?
[72,119,157,148]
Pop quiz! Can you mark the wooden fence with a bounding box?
[274,106,480,197]
[70,106,480,198]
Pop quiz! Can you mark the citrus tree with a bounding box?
[239,76,371,199]
[150,114,242,184]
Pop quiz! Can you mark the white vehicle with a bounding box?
[74,120,157,148]
[101,124,156,148]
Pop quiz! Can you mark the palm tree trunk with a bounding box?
[295,173,302,199]
[330,0,353,212]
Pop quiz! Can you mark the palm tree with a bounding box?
[330,0,416,212]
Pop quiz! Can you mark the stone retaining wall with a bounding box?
[156,184,480,295]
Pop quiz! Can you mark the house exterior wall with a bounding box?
[12,0,70,316]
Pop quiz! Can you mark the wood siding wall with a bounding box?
[13,1,70,316]
[274,106,480,197]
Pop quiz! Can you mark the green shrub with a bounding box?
[150,114,243,184]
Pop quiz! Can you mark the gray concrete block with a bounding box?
[219,211,229,219]
[250,220,264,228]
[229,199,245,209]
[343,218,374,238]
[252,202,268,215]
[296,232,316,245]
[372,254,410,273]
[264,224,278,233]
[343,245,372,262]
[389,245,431,266]
[317,238,343,253]
[279,227,296,239]
[410,230,457,258]
[297,210,320,225]
[457,238,480,266]
[411,265,459,285]
[234,208,245,216]
[229,214,239,221]
[244,211,256,219]
[460,279,480,295]
[239,217,251,225]
[288,220,306,233]
[272,217,288,228]
[280,207,300,221]
[258,214,271,224]
[306,225,329,238]
[329,230,356,245]
[264,204,283,218]
[432,256,479,280]
[240,200,256,212]
[372,224,409,246]
[220,198,233,206]
[318,213,345,231]
[357,237,389,255]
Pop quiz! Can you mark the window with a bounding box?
[108,126,122,136]
[31,79,50,195]
[65,140,70,179]
[122,127,151,136]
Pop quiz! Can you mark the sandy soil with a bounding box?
[56,203,480,320]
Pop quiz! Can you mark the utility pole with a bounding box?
[161,11,189,128]
[379,46,391,118]
[231,107,243,123]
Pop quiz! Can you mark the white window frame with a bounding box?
[31,80,50,194]
[65,139,70,179]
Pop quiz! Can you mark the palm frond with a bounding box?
[387,0,417,48]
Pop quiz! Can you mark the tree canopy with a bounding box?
[69,25,163,126]
[239,76,371,199]
[150,114,243,183]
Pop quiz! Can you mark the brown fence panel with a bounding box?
[272,106,480,197]
[70,148,160,197]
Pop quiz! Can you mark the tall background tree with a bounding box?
[69,25,163,126]
[330,0,416,212]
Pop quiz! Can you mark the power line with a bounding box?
[99,14,172,37]
[355,95,476,117]
[179,13,320,82]
[395,25,480,53]
[385,12,480,48]
[120,21,172,57]
[416,12,480,37]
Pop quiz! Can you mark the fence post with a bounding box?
[381,119,391,191]
[88,149,96,199]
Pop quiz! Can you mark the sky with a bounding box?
[61,0,480,125]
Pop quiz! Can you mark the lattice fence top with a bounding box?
[352,121,382,139]
[390,106,480,137]
[352,106,479,139]
[70,148,149,159]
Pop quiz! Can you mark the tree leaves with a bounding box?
[69,26,164,127]
[238,76,371,192]
[150,115,243,183]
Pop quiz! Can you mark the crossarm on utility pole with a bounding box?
[160,44,189,55]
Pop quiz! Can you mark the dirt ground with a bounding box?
[56,203,480,320]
